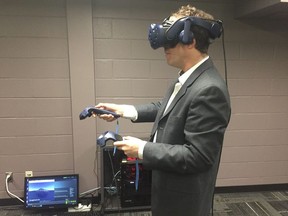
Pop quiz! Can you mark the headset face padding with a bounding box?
[148,16,223,49]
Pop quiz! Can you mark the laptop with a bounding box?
[24,174,79,213]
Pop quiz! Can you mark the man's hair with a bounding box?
[171,5,215,53]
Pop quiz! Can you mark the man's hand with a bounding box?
[114,136,146,158]
[94,103,124,122]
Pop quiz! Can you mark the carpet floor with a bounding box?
[1,191,287,215]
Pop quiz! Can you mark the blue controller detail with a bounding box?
[97,131,122,147]
[79,107,120,120]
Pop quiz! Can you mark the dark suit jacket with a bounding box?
[134,58,231,216]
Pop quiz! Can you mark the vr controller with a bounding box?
[79,106,120,120]
[97,131,122,147]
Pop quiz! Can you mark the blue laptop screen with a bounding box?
[24,174,79,209]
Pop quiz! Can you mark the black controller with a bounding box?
[79,107,120,120]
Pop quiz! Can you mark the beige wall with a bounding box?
[0,0,287,199]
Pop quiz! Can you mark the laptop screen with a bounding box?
[24,174,79,209]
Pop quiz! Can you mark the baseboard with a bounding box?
[215,183,288,194]
[0,198,23,206]
[1,183,287,207]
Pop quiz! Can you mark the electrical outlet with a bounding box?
[5,172,13,182]
[25,171,33,177]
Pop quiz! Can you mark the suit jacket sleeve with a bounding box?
[133,101,162,123]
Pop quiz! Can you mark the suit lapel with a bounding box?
[150,58,214,138]
[161,59,213,119]
[151,80,178,136]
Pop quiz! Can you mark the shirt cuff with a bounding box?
[121,105,138,121]
[138,141,146,159]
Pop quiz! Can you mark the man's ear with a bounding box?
[187,39,196,49]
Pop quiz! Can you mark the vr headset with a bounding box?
[148,16,223,49]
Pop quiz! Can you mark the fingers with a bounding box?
[113,142,126,152]
[113,141,124,146]
[113,140,139,158]
[94,103,123,122]
[95,103,117,112]
[93,103,117,121]
[91,113,116,122]
[95,103,109,109]
[98,114,116,122]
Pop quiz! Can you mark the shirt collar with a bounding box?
[178,56,209,85]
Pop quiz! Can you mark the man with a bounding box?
[96,5,231,216]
